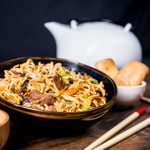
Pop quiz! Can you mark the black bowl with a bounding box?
[0,57,117,130]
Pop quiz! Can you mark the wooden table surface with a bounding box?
[2,76,150,150]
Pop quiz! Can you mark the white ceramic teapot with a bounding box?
[44,20,142,68]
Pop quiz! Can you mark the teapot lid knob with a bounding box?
[70,20,78,30]
[124,23,132,32]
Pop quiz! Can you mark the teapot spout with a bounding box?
[44,22,70,41]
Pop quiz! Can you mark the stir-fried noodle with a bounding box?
[0,59,106,112]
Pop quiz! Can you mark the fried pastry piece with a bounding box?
[95,58,119,79]
[114,61,149,86]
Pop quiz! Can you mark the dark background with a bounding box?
[0,0,150,63]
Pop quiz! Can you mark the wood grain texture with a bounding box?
[2,74,150,150]
[0,110,9,150]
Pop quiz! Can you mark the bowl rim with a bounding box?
[0,57,117,117]
[117,81,146,88]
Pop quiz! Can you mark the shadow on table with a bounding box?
[3,118,89,150]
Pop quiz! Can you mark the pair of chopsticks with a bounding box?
[84,107,150,150]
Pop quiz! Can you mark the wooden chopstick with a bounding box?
[84,107,146,150]
[141,96,150,103]
[93,117,150,150]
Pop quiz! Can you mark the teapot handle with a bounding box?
[70,20,78,30]
[124,23,132,32]
[69,18,134,32]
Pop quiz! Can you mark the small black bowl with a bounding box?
[0,57,117,131]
